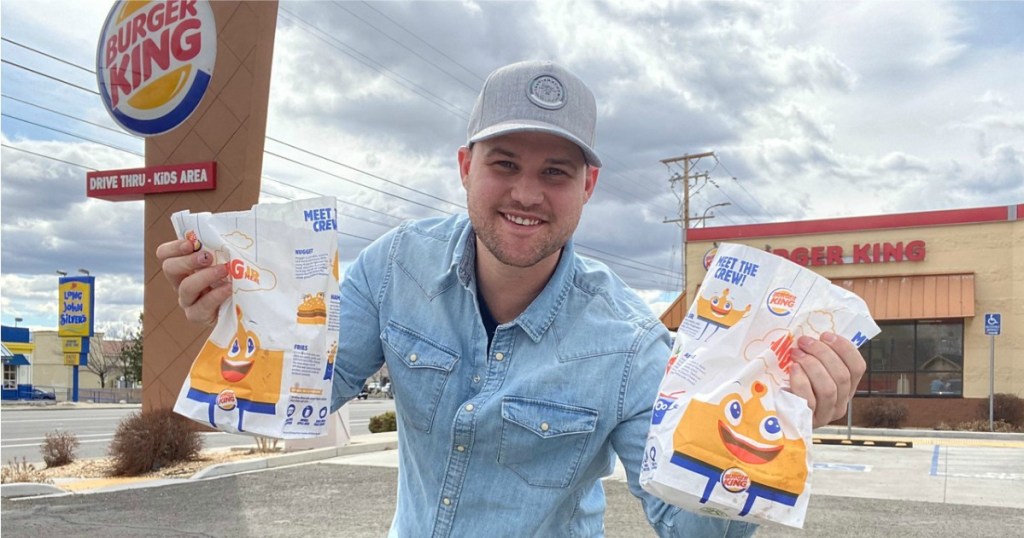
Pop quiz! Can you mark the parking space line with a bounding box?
[930,444,940,476]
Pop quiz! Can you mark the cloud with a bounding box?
[2,0,1023,332]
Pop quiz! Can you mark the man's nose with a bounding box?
[509,175,544,207]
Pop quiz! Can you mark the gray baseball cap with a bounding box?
[467,60,602,168]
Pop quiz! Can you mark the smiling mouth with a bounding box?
[221,357,254,383]
[710,304,731,316]
[502,212,542,226]
[718,420,783,464]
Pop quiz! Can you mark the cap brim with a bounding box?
[469,121,602,168]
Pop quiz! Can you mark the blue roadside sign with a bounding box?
[984,313,1001,336]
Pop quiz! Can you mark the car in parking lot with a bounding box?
[28,388,56,400]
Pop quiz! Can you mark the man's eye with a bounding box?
[494,160,516,169]
[545,168,568,176]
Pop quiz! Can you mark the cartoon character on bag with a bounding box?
[186,305,284,431]
[689,288,751,341]
[670,380,807,515]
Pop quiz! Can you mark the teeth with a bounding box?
[223,358,251,367]
[505,213,541,226]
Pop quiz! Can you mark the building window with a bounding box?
[856,319,963,396]
[3,365,16,389]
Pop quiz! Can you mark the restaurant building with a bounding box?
[660,204,1022,427]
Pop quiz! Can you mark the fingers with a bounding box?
[158,240,213,290]
[789,332,866,427]
[157,238,231,326]
[178,263,231,325]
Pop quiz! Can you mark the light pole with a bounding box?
[78,268,90,276]
[56,270,68,276]
[700,202,731,227]
[14,317,23,327]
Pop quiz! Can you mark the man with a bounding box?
[159,61,864,537]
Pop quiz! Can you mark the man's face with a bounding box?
[458,131,599,269]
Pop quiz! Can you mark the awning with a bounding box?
[4,354,30,366]
[659,292,689,331]
[834,273,975,320]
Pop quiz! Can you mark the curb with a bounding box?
[193,432,399,480]
[1,432,399,499]
[0,482,70,499]
[814,426,1024,442]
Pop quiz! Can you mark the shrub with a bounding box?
[254,436,280,453]
[108,408,203,476]
[368,411,397,433]
[860,399,908,428]
[952,419,1022,433]
[979,393,1024,427]
[1,458,51,484]
[40,430,80,467]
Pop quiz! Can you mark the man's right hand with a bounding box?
[156,239,231,326]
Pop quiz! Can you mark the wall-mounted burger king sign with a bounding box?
[97,0,216,137]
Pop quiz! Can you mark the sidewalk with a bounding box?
[0,431,398,499]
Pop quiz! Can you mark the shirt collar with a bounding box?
[450,219,575,343]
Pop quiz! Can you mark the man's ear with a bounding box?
[582,166,600,204]
[457,146,472,189]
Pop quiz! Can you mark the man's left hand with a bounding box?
[788,332,866,428]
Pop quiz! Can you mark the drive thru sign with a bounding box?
[985,313,1001,336]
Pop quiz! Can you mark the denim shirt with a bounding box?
[331,214,755,538]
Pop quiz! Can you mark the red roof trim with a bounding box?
[688,205,1018,242]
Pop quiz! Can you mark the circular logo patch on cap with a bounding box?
[528,75,566,110]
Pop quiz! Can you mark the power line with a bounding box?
[278,7,470,120]
[264,150,454,215]
[359,1,485,84]
[267,136,465,210]
[1,37,94,75]
[713,155,775,221]
[1,59,98,95]
[2,113,143,157]
[330,2,479,92]
[2,94,134,138]
[2,143,97,171]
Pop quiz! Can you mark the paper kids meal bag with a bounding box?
[170,197,340,439]
[639,242,880,528]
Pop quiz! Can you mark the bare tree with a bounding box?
[84,339,121,388]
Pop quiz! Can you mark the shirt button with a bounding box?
[465,404,475,412]
[472,375,481,383]
[494,352,505,361]
[456,445,465,452]
[540,422,550,432]
[409,353,418,362]
[443,498,451,506]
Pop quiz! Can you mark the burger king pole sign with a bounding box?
[88,0,218,199]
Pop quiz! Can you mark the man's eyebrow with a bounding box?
[484,146,518,159]
[483,145,581,169]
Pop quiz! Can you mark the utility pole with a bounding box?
[662,151,715,292]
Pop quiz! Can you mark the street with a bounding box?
[0,399,395,464]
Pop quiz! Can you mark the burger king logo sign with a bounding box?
[96,0,216,137]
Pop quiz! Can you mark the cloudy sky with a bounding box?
[2,0,1022,337]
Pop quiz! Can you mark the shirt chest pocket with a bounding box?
[498,397,599,489]
[381,322,459,433]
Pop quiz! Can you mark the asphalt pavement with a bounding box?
[2,418,1023,537]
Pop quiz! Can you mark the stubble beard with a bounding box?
[470,206,567,269]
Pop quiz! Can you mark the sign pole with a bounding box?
[989,334,995,432]
[73,365,79,403]
[983,312,1001,432]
